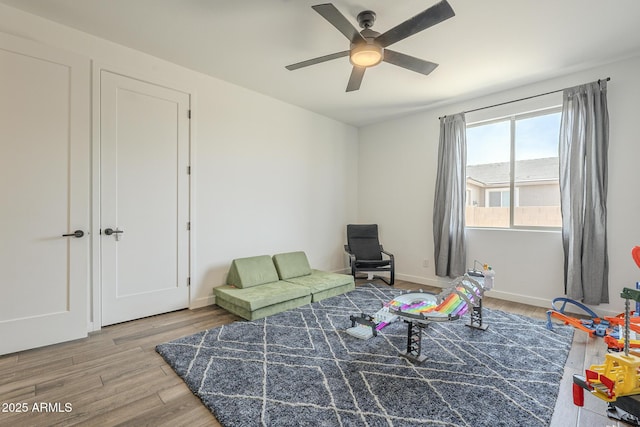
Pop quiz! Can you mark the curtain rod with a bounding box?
[438,77,611,120]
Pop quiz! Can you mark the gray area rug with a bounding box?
[156,283,573,426]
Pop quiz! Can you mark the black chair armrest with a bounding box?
[380,246,394,262]
[344,245,356,267]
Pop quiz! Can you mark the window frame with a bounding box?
[465,106,562,231]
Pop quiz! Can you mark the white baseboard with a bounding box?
[486,289,550,310]
[190,295,215,309]
[396,273,449,288]
[486,289,622,317]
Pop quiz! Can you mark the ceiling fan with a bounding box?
[285,1,455,92]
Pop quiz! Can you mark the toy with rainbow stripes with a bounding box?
[391,274,492,363]
[346,272,493,354]
[388,274,488,323]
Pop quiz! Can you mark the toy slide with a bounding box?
[346,274,490,341]
[387,276,485,323]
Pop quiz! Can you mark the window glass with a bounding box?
[466,120,510,228]
[466,108,561,229]
[513,112,561,227]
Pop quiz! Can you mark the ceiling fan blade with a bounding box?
[346,66,365,92]
[286,50,350,71]
[312,3,365,44]
[375,0,455,48]
[383,50,439,75]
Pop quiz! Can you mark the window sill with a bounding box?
[466,226,561,233]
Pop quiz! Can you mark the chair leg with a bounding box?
[376,275,394,286]
[354,270,394,286]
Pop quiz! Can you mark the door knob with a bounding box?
[104,228,123,236]
[62,230,85,238]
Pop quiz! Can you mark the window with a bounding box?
[465,108,562,229]
[486,188,510,207]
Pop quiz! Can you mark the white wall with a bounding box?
[3,2,638,322]
[194,81,358,307]
[0,4,358,317]
[359,55,640,316]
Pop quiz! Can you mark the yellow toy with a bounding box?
[582,352,640,401]
[573,248,640,425]
[574,288,640,409]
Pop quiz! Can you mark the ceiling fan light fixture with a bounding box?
[350,43,383,67]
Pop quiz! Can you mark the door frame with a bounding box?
[90,61,196,331]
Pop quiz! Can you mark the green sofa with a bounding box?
[214,251,355,320]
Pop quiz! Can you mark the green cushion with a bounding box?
[309,283,355,302]
[214,281,311,311]
[226,255,279,288]
[272,251,312,280]
[215,294,312,321]
[284,269,354,301]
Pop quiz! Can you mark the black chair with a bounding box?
[344,224,394,285]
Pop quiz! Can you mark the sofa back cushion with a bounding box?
[226,255,280,288]
[273,251,312,280]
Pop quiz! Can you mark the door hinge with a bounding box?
[188,109,191,119]
[187,277,191,286]
[187,222,191,231]
[187,166,191,175]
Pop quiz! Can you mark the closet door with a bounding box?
[0,33,90,355]
[100,70,190,326]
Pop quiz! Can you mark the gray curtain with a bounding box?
[433,113,467,278]
[559,80,609,304]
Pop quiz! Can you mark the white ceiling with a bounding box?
[2,0,640,127]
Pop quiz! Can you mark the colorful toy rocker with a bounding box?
[346,270,493,363]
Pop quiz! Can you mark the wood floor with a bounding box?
[0,279,630,426]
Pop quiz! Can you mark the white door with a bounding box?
[0,33,89,355]
[100,71,190,326]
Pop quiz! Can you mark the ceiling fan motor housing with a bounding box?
[357,10,376,28]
